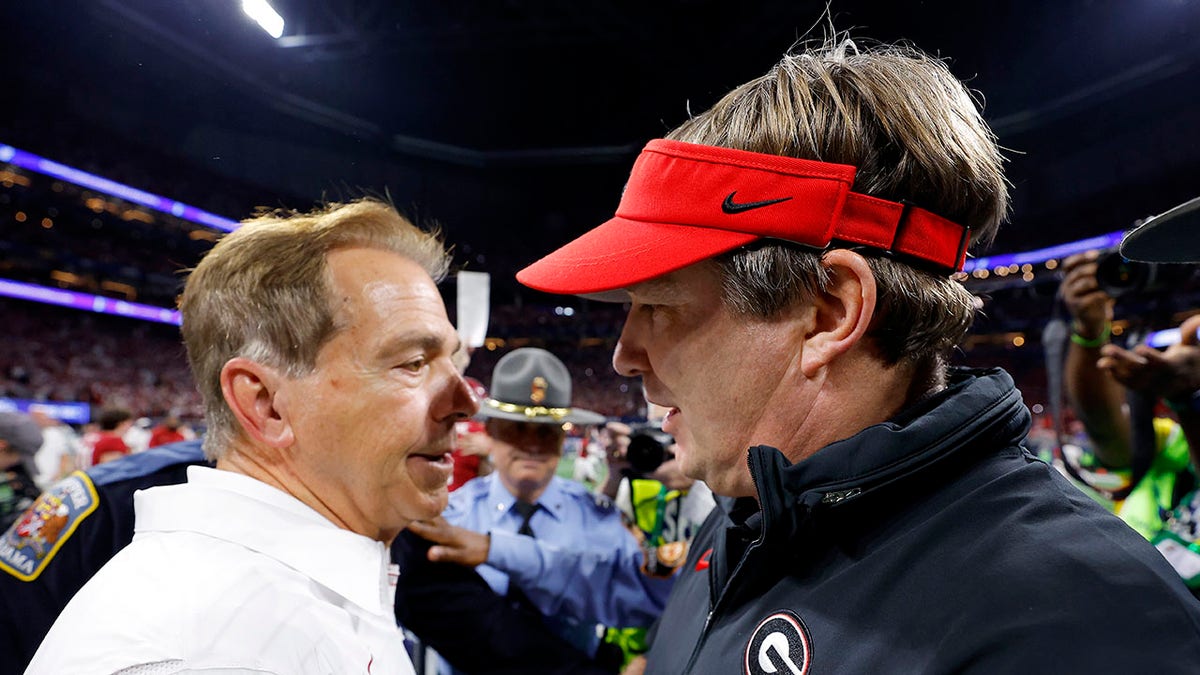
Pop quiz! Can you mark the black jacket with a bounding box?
[645,368,1200,675]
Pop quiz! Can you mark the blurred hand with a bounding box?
[1097,315,1200,401]
[407,517,491,567]
[650,456,695,492]
[1061,250,1114,337]
[457,431,492,457]
[620,656,647,675]
[604,422,633,474]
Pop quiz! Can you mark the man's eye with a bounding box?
[397,358,427,372]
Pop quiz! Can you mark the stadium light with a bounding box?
[242,0,285,39]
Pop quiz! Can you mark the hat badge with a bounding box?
[530,376,548,405]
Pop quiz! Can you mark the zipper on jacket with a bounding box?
[822,487,861,504]
[680,455,774,674]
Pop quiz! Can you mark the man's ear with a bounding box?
[220,357,295,449]
[800,249,878,378]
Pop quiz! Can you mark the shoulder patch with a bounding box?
[744,610,813,675]
[0,472,99,581]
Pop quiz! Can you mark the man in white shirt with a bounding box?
[27,199,479,674]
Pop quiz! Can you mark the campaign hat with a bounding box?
[478,348,605,426]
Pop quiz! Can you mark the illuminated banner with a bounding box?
[0,143,239,232]
[0,278,181,325]
[0,398,91,424]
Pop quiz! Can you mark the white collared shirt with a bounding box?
[26,466,415,675]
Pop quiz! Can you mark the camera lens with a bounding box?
[1096,250,1156,299]
[626,428,673,475]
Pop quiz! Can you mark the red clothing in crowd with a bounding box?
[148,426,186,448]
[449,419,488,491]
[91,434,130,466]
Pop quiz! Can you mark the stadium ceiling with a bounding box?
[2,0,1200,254]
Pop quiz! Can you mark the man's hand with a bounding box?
[457,431,492,457]
[1061,250,1115,338]
[1098,314,1200,401]
[620,655,647,675]
[407,517,491,567]
[604,422,633,474]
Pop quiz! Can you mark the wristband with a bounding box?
[1070,323,1111,348]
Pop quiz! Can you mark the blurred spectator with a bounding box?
[89,406,132,466]
[0,298,204,422]
[1062,251,1198,540]
[0,411,44,530]
[148,415,188,448]
[449,377,492,492]
[28,411,81,490]
[1096,313,1200,464]
[123,417,153,453]
[571,427,606,488]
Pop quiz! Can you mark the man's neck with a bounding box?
[215,445,398,544]
[507,479,551,505]
[785,352,924,464]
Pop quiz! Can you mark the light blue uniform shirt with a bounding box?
[444,474,674,655]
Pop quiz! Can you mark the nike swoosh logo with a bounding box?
[722,191,792,214]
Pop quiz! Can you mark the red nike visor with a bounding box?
[517,139,971,296]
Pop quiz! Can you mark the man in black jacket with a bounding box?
[516,40,1200,674]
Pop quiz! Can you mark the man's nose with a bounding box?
[441,369,480,422]
[613,314,648,378]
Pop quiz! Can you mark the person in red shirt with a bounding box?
[449,378,492,491]
[148,416,187,449]
[89,407,132,466]
[90,435,129,466]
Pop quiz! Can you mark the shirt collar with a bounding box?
[134,466,395,617]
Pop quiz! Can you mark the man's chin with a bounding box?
[409,486,449,517]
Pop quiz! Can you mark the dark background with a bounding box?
[1,0,1199,418]
[2,0,1199,299]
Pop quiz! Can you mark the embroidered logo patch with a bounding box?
[744,610,813,675]
[0,472,99,581]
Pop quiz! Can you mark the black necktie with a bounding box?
[507,501,540,610]
[514,501,538,538]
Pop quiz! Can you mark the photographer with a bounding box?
[597,416,713,669]
[1062,250,1198,541]
[600,418,714,572]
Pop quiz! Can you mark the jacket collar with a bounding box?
[746,368,1031,542]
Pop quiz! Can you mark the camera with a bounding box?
[625,423,674,476]
[1095,250,1161,299]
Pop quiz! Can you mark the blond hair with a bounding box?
[179,198,450,458]
[667,40,1007,372]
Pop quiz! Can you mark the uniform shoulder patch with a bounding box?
[744,609,813,675]
[0,472,99,581]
